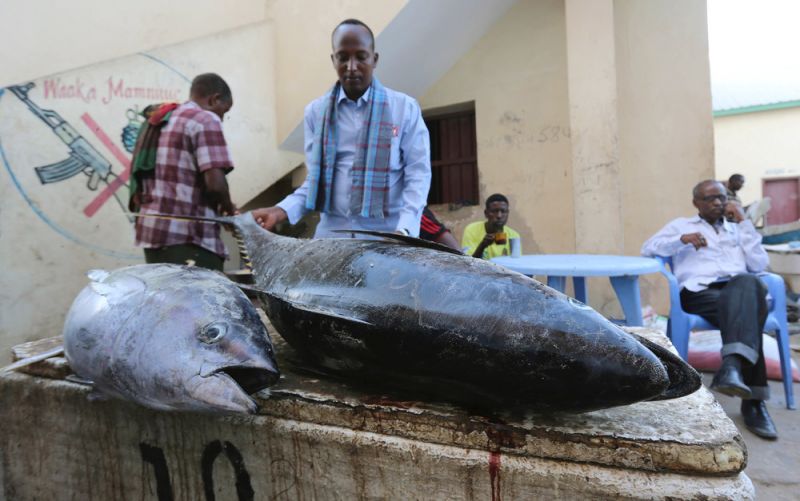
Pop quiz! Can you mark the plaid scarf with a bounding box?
[128,102,178,211]
[306,78,393,219]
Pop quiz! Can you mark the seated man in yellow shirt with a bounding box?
[462,193,521,259]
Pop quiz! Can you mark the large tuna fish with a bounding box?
[63,264,280,414]
[143,213,700,412]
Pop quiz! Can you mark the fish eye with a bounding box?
[199,322,228,344]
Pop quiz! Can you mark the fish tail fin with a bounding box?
[630,333,702,400]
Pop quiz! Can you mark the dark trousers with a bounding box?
[144,244,224,272]
[680,274,769,399]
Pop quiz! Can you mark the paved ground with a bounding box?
[702,345,800,500]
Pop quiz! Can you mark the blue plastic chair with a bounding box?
[655,256,795,410]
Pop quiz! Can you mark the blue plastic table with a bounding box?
[491,254,662,326]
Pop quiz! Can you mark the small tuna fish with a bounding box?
[63,264,279,414]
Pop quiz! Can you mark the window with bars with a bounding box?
[424,108,479,205]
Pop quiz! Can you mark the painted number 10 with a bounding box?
[139,440,254,501]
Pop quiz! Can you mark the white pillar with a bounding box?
[565,0,623,254]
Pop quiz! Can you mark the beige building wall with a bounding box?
[420,0,574,257]
[714,107,800,206]
[0,0,267,88]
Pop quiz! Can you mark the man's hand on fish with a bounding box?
[251,207,288,231]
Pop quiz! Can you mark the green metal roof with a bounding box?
[714,99,800,117]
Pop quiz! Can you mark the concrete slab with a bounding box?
[1,328,754,500]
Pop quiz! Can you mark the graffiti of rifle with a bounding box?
[8,82,111,190]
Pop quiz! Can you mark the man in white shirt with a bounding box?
[641,180,776,439]
[251,19,431,238]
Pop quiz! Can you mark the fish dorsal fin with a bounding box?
[88,272,146,305]
[87,269,110,282]
[331,230,463,255]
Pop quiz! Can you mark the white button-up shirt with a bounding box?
[641,216,769,292]
[278,85,431,238]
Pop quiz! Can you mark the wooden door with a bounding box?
[763,177,800,225]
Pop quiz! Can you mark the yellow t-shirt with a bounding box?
[461,221,521,259]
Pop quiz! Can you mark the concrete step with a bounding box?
[1,328,753,500]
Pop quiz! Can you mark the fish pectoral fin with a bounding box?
[252,287,374,326]
[282,299,373,326]
[331,229,463,255]
[1,345,64,374]
[65,374,94,386]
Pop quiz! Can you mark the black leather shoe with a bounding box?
[710,364,752,398]
[741,400,778,440]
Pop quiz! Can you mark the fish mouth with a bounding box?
[629,333,702,400]
[189,362,280,414]
[217,365,280,395]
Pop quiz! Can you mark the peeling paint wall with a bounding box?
[419,0,574,258]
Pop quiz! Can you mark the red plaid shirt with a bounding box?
[135,101,233,257]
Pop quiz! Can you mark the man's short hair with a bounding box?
[729,173,744,183]
[190,73,232,102]
[485,193,509,208]
[332,18,375,49]
[692,180,723,199]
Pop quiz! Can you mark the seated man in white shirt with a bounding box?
[641,180,776,439]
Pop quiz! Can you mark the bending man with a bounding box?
[252,19,431,237]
